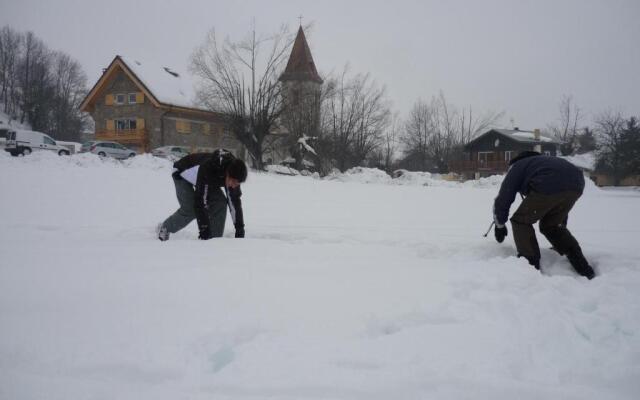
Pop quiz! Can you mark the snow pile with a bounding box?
[264,164,301,176]
[1,150,173,171]
[327,166,393,184]
[325,167,504,188]
[0,109,31,131]
[563,152,597,171]
[1,153,639,400]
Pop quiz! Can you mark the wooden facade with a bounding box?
[450,129,559,178]
[80,56,243,155]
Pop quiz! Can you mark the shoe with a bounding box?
[567,251,595,280]
[156,223,170,241]
[518,254,541,271]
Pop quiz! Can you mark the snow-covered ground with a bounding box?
[1,152,639,400]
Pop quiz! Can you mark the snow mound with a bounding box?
[562,152,596,171]
[264,164,300,176]
[1,150,173,171]
[327,167,505,188]
[327,167,392,184]
[0,109,31,131]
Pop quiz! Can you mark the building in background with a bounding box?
[269,25,323,169]
[450,128,559,179]
[80,56,243,156]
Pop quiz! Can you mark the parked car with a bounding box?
[81,141,137,159]
[151,145,190,161]
[4,129,71,156]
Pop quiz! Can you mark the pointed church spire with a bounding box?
[279,26,323,84]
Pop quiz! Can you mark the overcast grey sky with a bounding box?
[1,0,638,130]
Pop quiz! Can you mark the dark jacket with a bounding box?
[493,154,584,225]
[173,150,244,235]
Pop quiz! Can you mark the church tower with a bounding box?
[279,26,323,86]
[279,25,323,170]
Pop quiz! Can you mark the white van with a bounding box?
[4,129,71,156]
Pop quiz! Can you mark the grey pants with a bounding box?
[162,176,227,237]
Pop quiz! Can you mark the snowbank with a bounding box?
[324,167,505,188]
[327,166,393,184]
[562,152,596,171]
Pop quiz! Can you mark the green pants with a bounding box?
[162,176,227,237]
[510,191,583,262]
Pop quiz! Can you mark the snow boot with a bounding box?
[566,250,595,280]
[518,254,541,271]
[156,223,170,241]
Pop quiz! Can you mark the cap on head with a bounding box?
[509,150,541,166]
[226,159,248,182]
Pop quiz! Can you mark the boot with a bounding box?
[156,223,170,241]
[518,254,541,271]
[567,251,595,280]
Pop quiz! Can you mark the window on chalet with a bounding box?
[478,151,493,165]
[115,94,126,105]
[176,119,191,134]
[115,119,137,131]
[505,151,514,162]
[128,93,137,104]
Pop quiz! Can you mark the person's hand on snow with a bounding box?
[495,225,507,243]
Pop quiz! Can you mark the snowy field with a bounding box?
[1,152,639,400]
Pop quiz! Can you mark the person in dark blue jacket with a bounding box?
[493,151,595,279]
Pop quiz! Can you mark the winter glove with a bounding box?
[495,225,508,243]
[235,225,245,238]
[198,226,212,240]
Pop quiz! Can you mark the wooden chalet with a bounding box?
[450,128,560,178]
[80,55,242,154]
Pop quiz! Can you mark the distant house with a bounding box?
[80,55,243,155]
[450,128,560,179]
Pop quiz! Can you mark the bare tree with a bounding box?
[0,26,88,139]
[459,105,504,145]
[318,67,391,172]
[190,24,294,169]
[49,51,88,141]
[595,110,626,185]
[400,93,458,172]
[548,94,582,155]
[401,92,504,172]
[19,31,53,130]
[0,26,22,117]
[377,112,400,172]
[401,99,434,171]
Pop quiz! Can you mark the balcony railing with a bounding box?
[94,129,149,151]
[449,159,509,173]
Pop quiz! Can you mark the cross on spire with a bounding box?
[298,14,303,26]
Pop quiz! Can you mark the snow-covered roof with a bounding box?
[81,55,211,113]
[465,128,560,151]
[492,128,558,144]
[118,56,198,110]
